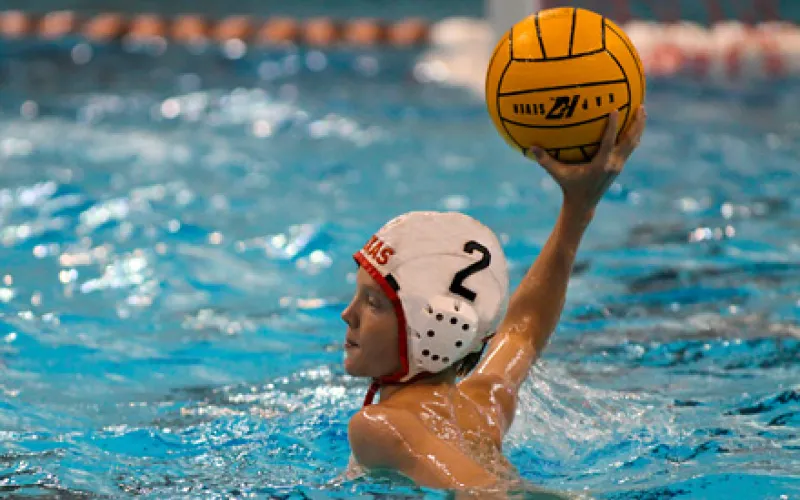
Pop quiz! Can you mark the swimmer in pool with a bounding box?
[341,108,647,493]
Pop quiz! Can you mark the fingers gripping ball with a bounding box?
[485,7,646,163]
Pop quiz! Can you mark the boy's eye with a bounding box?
[366,295,381,308]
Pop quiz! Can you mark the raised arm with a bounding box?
[466,108,647,428]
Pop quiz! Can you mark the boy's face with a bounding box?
[341,268,402,378]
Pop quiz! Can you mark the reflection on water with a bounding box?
[0,45,798,498]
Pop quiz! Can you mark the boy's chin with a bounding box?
[343,358,364,377]
[344,354,401,379]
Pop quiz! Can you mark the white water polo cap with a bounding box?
[354,211,509,404]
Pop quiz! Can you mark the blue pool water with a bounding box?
[0,40,799,499]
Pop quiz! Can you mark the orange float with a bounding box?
[387,18,429,46]
[212,15,254,42]
[172,15,208,44]
[82,13,126,42]
[257,17,300,45]
[39,10,77,39]
[127,14,166,41]
[0,10,32,39]
[303,17,339,46]
[343,18,385,46]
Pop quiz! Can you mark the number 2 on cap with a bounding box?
[449,241,491,302]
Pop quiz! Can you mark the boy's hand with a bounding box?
[526,106,647,215]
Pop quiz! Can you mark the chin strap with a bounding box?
[362,372,440,407]
[363,381,381,406]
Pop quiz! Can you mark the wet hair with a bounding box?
[454,343,487,377]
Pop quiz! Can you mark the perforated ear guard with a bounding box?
[402,294,481,375]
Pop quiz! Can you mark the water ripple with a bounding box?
[0,50,798,498]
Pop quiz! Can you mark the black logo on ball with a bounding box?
[513,93,616,120]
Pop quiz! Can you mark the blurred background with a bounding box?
[1,0,799,22]
[1,0,482,21]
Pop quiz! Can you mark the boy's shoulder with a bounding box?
[348,404,422,470]
[348,402,505,489]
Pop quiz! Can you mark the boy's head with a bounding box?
[341,211,509,404]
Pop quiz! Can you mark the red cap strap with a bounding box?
[353,252,409,387]
[363,380,380,406]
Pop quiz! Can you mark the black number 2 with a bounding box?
[449,241,491,302]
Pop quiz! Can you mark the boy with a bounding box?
[342,109,646,491]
